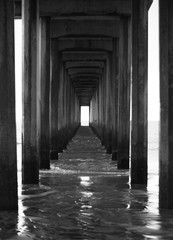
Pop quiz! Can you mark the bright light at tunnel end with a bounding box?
[81,106,89,126]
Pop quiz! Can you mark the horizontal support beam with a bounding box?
[65,61,105,69]
[51,18,119,38]
[62,50,108,61]
[58,37,113,51]
[68,67,103,75]
[39,0,131,17]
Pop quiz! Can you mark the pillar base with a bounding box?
[117,158,129,169]
[58,146,64,153]
[112,151,118,161]
[50,150,59,160]
[40,150,50,169]
[106,146,112,154]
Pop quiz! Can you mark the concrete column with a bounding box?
[105,55,112,153]
[159,0,173,209]
[98,75,102,130]
[57,60,66,151]
[117,17,131,169]
[22,0,39,184]
[111,39,119,161]
[66,72,71,133]
[100,73,104,142]
[90,100,93,123]
[75,95,80,128]
[62,65,68,148]
[69,77,74,129]
[50,40,61,159]
[70,86,74,125]
[102,66,107,145]
[0,0,18,210]
[131,0,148,185]
[71,86,76,128]
[40,17,50,169]
[99,72,104,143]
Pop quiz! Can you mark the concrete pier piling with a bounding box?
[131,0,148,185]
[159,0,173,209]
[117,17,131,169]
[40,17,51,169]
[50,39,61,160]
[22,0,39,184]
[0,0,18,210]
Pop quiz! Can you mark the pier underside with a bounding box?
[0,0,173,230]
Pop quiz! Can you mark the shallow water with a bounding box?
[1,124,173,240]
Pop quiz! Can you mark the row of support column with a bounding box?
[90,0,148,185]
[50,43,80,160]
[90,55,114,156]
[0,0,81,210]
[88,0,173,209]
[1,0,173,210]
[90,18,131,170]
[90,0,173,210]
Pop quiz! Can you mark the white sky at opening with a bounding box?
[148,0,159,121]
[14,0,159,123]
[81,106,89,126]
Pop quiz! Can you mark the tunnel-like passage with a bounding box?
[0,0,173,214]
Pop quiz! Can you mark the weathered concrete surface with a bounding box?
[22,0,39,184]
[159,0,173,209]
[131,0,148,185]
[0,0,18,210]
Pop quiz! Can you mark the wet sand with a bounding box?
[1,126,173,239]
